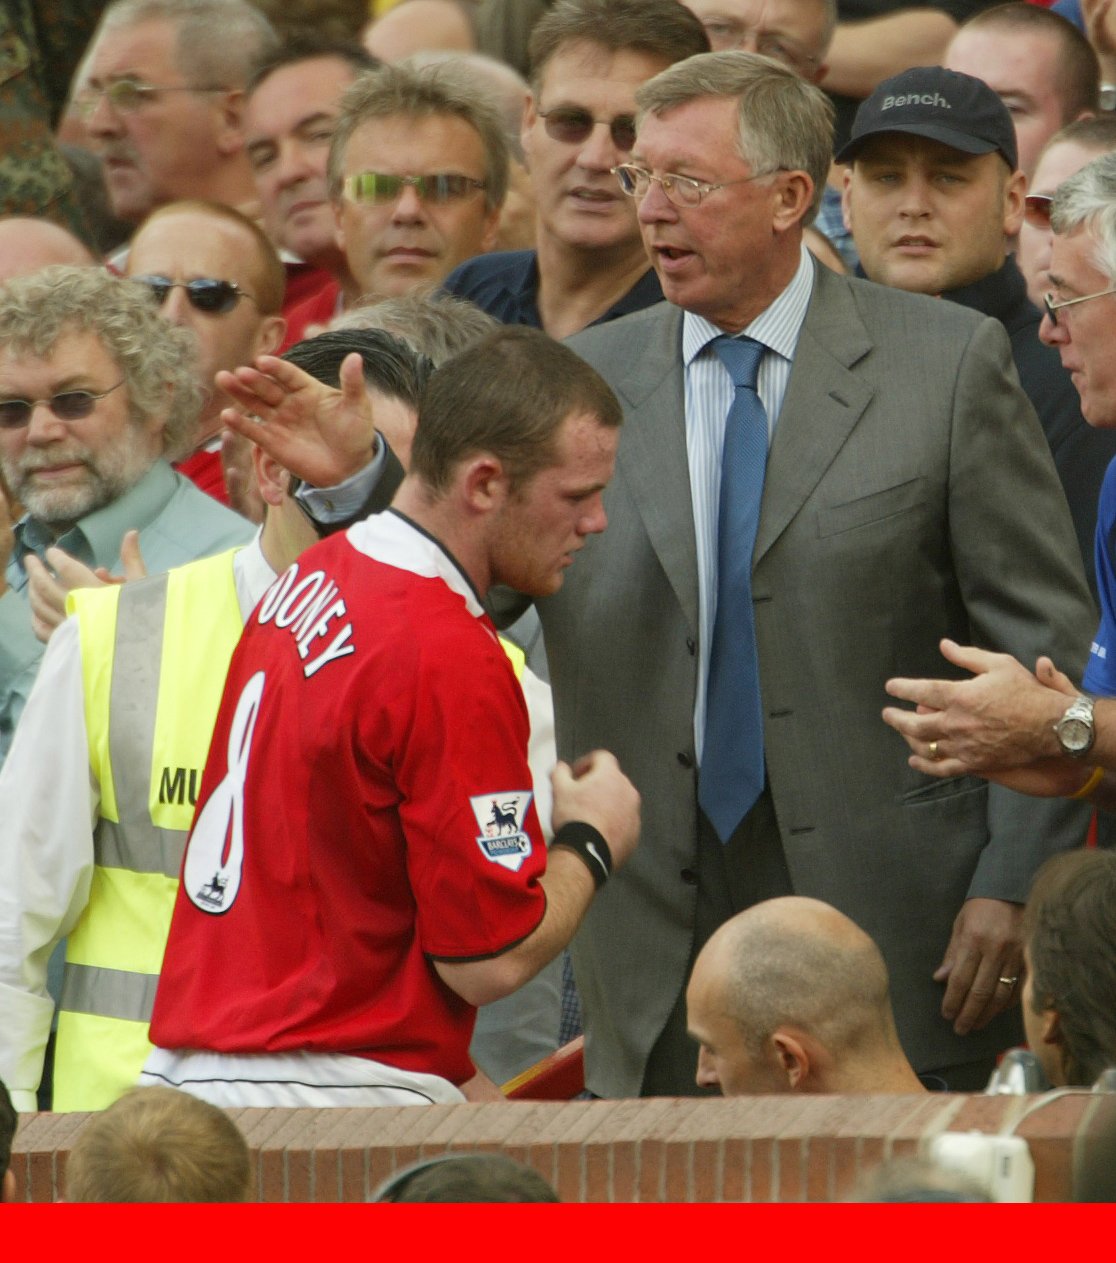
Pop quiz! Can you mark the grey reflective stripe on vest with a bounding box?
[60,961,159,1023]
[93,571,187,880]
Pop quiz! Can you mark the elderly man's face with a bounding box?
[334,113,499,299]
[1041,225,1116,428]
[683,0,830,81]
[633,95,799,333]
[0,329,163,528]
[244,57,361,269]
[843,136,1023,295]
[944,27,1077,181]
[80,19,232,223]
[126,211,285,430]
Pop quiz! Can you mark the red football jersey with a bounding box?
[150,512,547,1085]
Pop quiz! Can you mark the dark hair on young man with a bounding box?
[410,325,622,495]
[245,32,380,98]
[282,327,433,408]
[1023,849,1116,1087]
[527,0,710,93]
[959,4,1099,120]
[0,1078,16,1190]
[374,1153,560,1202]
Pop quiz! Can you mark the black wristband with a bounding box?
[552,822,612,889]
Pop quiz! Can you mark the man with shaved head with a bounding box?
[686,897,925,1094]
[0,220,96,283]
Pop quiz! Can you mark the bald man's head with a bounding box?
[0,219,96,283]
[687,897,919,1095]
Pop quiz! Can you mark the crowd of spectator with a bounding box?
[3,0,1116,1203]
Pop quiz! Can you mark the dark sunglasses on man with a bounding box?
[538,107,637,152]
[131,274,258,315]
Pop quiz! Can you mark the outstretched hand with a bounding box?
[217,352,378,488]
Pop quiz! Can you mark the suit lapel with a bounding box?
[755,269,876,564]
[611,306,700,634]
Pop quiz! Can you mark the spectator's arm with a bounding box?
[820,8,959,99]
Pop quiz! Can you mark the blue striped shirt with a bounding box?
[682,246,816,759]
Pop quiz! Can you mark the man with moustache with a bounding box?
[74,0,276,227]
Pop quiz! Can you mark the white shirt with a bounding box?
[682,247,815,760]
[0,539,274,1113]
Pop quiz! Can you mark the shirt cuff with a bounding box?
[295,444,388,525]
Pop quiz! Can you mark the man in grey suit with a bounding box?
[544,50,1096,1096]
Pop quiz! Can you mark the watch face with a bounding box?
[1061,718,1091,752]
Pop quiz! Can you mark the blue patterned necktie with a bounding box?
[698,335,768,843]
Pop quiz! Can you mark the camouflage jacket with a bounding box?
[0,0,106,239]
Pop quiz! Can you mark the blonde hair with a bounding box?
[65,1087,252,1203]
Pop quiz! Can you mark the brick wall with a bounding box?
[11,1092,1115,1202]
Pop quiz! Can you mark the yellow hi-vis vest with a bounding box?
[53,550,243,1112]
[51,547,529,1112]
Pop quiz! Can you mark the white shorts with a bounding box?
[140,1048,466,1108]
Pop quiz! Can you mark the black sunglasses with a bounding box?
[132,274,257,314]
[0,380,125,429]
[538,107,637,152]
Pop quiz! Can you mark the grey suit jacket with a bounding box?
[546,262,1096,1096]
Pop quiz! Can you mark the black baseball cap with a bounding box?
[836,66,1018,170]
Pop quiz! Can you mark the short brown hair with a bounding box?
[528,0,710,92]
[1023,849,1116,1087]
[959,3,1099,121]
[133,199,287,314]
[410,325,621,494]
[327,61,510,211]
[65,1087,252,1203]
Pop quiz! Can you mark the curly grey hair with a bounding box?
[0,266,204,458]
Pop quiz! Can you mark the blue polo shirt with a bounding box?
[443,249,664,329]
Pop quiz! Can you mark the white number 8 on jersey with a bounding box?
[183,670,265,914]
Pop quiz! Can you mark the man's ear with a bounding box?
[214,88,248,157]
[771,1030,810,1089]
[840,164,854,233]
[520,91,538,170]
[1039,1007,1063,1047]
[1003,167,1027,238]
[461,454,509,513]
[479,203,502,255]
[255,314,287,357]
[772,170,815,233]
[2,1167,16,1203]
[251,441,288,508]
